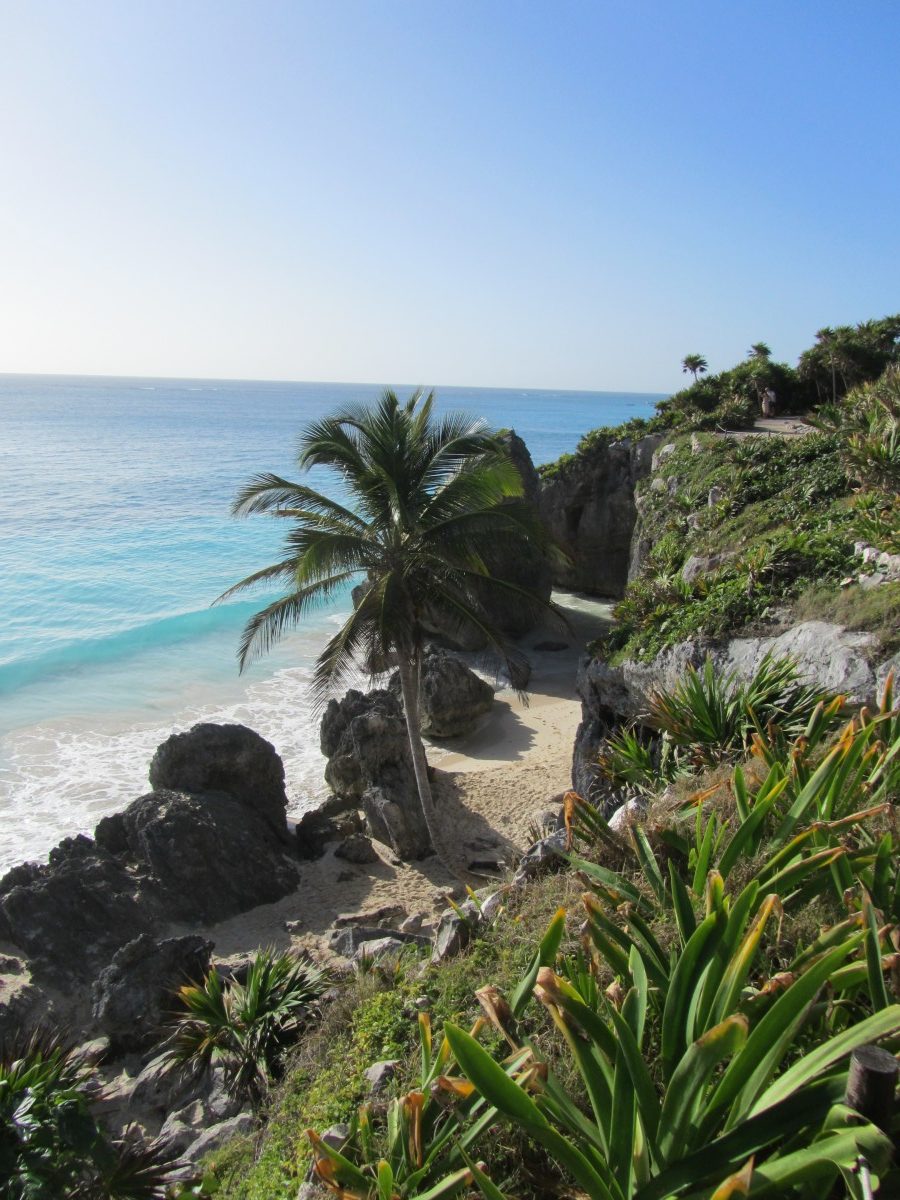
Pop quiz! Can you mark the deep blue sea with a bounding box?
[0,375,663,869]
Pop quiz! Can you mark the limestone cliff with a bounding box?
[538,434,663,597]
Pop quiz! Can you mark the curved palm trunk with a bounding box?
[396,651,458,874]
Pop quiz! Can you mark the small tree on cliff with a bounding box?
[217,388,558,868]
[681,353,708,383]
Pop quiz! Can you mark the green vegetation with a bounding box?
[538,314,900,484]
[0,1032,174,1199]
[205,666,900,1199]
[219,388,560,866]
[599,428,861,661]
[160,949,330,1103]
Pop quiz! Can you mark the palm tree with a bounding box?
[217,388,559,867]
[748,341,771,360]
[681,353,708,383]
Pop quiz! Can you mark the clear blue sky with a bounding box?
[1,1,897,392]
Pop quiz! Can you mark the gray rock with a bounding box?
[573,621,895,794]
[128,1054,198,1116]
[708,485,725,506]
[353,937,406,965]
[681,552,733,586]
[71,1037,110,1067]
[430,900,482,963]
[91,933,212,1052]
[608,798,647,832]
[512,828,568,886]
[389,646,494,739]
[480,890,507,922]
[334,904,406,929]
[364,1059,400,1094]
[183,1113,255,1163]
[539,433,663,597]
[202,1064,243,1122]
[651,442,677,471]
[398,912,426,934]
[328,926,428,958]
[148,722,288,836]
[334,833,378,864]
[108,787,300,924]
[362,786,431,863]
[157,1115,199,1158]
[320,690,432,861]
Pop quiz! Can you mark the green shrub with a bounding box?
[160,948,330,1103]
[0,1031,174,1199]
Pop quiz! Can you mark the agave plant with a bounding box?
[161,947,330,1101]
[0,1030,175,1199]
[646,653,833,767]
[446,883,900,1199]
[307,915,568,1198]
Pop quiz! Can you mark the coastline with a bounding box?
[199,594,613,964]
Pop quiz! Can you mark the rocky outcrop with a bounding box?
[320,689,431,859]
[0,725,300,990]
[91,934,213,1052]
[539,434,663,597]
[573,621,896,798]
[421,431,554,647]
[389,646,494,738]
[149,722,288,836]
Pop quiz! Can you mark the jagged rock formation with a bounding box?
[539,434,663,597]
[91,933,213,1052]
[0,724,299,996]
[320,688,431,859]
[573,622,900,798]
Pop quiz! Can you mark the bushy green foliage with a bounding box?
[0,1032,174,1199]
[602,431,861,660]
[161,948,330,1103]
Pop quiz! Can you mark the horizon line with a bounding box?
[0,368,670,399]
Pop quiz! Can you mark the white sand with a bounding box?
[205,594,613,962]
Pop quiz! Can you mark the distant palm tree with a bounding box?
[217,389,559,867]
[748,342,772,360]
[681,354,708,383]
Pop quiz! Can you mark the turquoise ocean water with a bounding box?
[0,376,663,870]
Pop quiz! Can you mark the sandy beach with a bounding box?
[203,594,613,963]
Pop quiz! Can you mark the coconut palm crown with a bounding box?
[681,353,708,382]
[217,387,561,863]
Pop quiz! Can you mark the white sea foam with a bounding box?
[0,658,354,872]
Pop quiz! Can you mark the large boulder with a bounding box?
[0,836,160,984]
[389,647,494,738]
[320,691,431,859]
[539,433,663,597]
[100,788,299,925]
[149,723,288,836]
[91,933,213,1052]
[0,744,299,989]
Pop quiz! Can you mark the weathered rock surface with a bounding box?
[334,833,379,864]
[421,431,553,647]
[573,621,896,797]
[539,434,663,597]
[390,646,494,738]
[149,722,289,836]
[91,934,212,1052]
[0,734,299,987]
[320,690,431,859]
[183,1113,255,1162]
